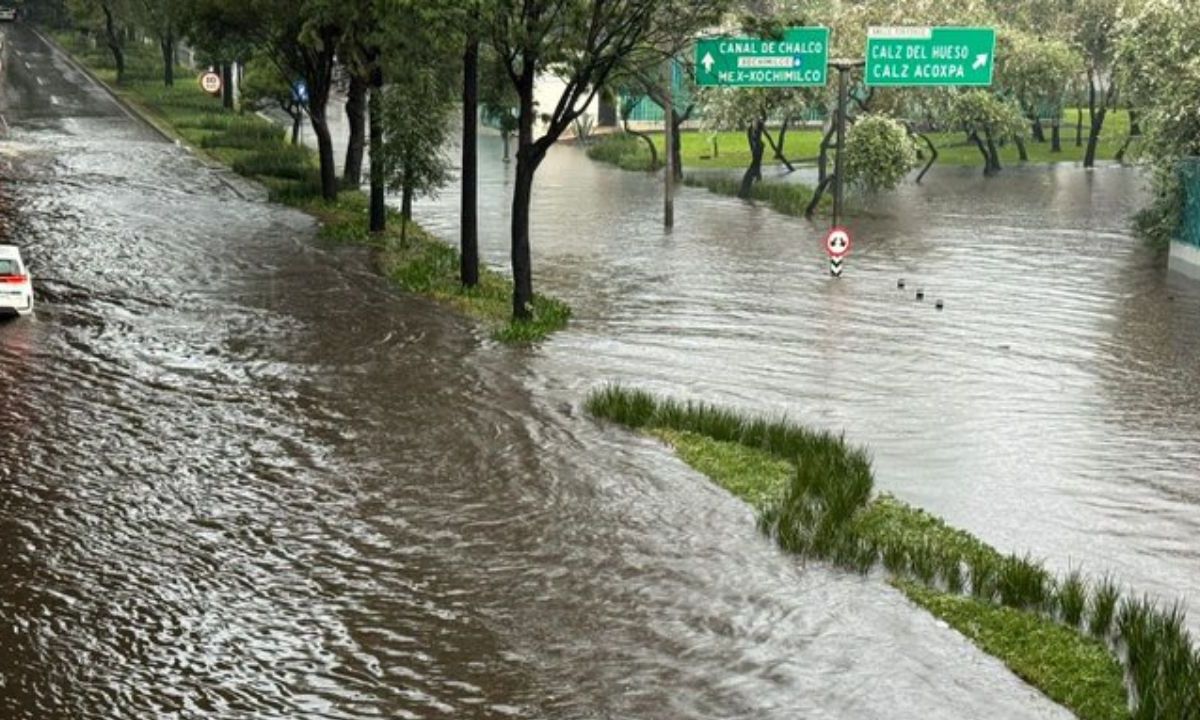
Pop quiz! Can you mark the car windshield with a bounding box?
[0,259,21,276]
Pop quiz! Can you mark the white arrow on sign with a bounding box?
[702,52,715,73]
[972,53,989,70]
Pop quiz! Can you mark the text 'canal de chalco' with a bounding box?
[715,38,825,85]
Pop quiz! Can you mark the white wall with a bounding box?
[532,74,601,137]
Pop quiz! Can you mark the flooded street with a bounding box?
[1,21,1198,720]
[418,132,1200,629]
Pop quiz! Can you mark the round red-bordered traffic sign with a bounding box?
[199,72,223,96]
[824,226,852,258]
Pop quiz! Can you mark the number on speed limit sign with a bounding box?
[199,72,222,96]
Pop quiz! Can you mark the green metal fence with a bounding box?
[1182,158,1200,248]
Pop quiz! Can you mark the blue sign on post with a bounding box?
[292,80,309,105]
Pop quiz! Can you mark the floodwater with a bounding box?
[2,21,1198,720]
[420,135,1200,632]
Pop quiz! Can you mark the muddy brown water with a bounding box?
[3,22,1198,720]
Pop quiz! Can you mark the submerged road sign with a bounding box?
[824,227,852,277]
[696,28,830,87]
[865,27,995,87]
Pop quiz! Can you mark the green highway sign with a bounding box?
[865,27,996,87]
[695,28,830,87]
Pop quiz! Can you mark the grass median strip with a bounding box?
[587,384,1200,720]
[52,32,569,344]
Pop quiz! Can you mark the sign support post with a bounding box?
[827,59,864,276]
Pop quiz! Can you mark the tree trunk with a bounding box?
[1084,105,1106,168]
[401,184,413,220]
[1014,134,1028,162]
[739,120,765,199]
[342,74,367,187]
[969,131,991,175]
[369,66,385,233]
[1051,118,1062,153]
[461,35,480,287]
[662,66,674,229]
[804,175,833,218]
[291,110,302,145]
[222,63,234,110]
[511,156,536,320]
[1030,116,1044,142]
[670,106,688,182]
[763,123,796,173]
[1115,110,1139,163]
[984,129,1002,173]
[101,3,124,83]
[398,181,414,245]
[914,132,938,183]
[160,31,174,87]
[817,122,836,184]
[623,118,658,170]
[310,109,338,201]
[510,66,541,322]
[1075,97,1085,147]
[502,132,512,162]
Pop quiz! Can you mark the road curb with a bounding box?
[32,28,267,202]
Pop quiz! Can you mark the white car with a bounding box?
[0,246,34,317]
[0,8,16,21]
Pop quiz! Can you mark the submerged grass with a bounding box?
[681,174,832,219]
[587,384,1198,720]
[898,581,1130,720]
[55,31,569,344]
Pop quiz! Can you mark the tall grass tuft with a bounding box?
[968,551,999,602]
[1057,570,1088,628]
[997,554,1053,611]
[940,551,965,594]
[1089,575,1121,640]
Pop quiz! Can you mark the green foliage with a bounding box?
[587,134,653,170]
[652,430,795,510]
[231,146,314,180]
[949,90,1026,142]
[1089,575,1122,640]
[587,386,1198,719]
[682,174,831,217]
[844,114,918,192]
[898,581,1130,720]
[1119,0,1200,246]
[995,29,1083,117]
[378,69,455,203]
[199,120,285,149]
[1057,570,1088,628]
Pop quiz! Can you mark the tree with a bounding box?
[479,44,519,162]
[1119,0,1200,245]
[185,0,343,200]
[1072,0,1124,168]
[69,0,129,82]
[949,90,1026,175]
[377,69,456,245]
[490,0,716,321]
[699,86,812,198]
[995,30,1082,155]
[843,115,918,192]
[241,56,306,144]
[134,0,184,86]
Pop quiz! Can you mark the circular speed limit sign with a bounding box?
[199,72,222,96]
[824,227,852,258]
